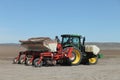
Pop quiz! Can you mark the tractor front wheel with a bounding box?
[88,55,98,65]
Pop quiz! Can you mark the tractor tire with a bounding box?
[64,47,82,65]
[25,58,33,66]
[33,58,43,67]
[88,55,98,65]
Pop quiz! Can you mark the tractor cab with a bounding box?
[61,34,85,52]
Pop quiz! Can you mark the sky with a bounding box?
[0,0,120,43]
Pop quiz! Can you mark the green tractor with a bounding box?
[61,34,100,65]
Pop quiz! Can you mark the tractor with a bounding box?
[61,34,100,65]
[13,34,100,67]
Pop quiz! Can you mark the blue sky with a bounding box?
[0,0,120,43]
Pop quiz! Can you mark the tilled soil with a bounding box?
[0,58,120,80]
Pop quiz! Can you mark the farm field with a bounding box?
[0,44,120,80]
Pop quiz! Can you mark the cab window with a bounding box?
[72,37,80,47]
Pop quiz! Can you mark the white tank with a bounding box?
[85,45,100,55]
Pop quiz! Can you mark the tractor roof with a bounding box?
[61,34,81,37]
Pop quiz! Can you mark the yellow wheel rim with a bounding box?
[71,49,81,65]
[89,58,97,64]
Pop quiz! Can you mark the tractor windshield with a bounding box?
[62,36,80,48]
[62,37,70,44]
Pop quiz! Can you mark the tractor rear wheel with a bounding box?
[88,55,98,65]
[64,47,82,65]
